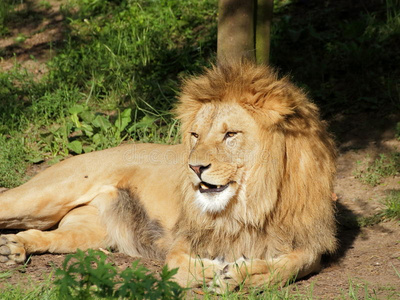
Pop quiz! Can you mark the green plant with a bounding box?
[15,33,27,43]
[385,0,400,23]
[354,153,400,186]
[33,104,179,160]
[343,277,400,300]
[47,104,133,155]
[38,0,51,10]
[0,134,29,188]
[54,0,216,111]
[0,270,58,300]
[0,0,14,36]
[0,270,12,280]
[355,191,400,228]
[54,249,183,300]
[0,0,214,187]
[344,280,378,300]
[357,214,385,228]
[383,190,400,220]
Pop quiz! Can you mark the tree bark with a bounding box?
[217,0,255,63]
[255,0,274,64]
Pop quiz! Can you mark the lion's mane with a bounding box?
[174,62,337,261]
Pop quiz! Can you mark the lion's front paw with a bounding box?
[206,257,249,294]
[0,234,26,265]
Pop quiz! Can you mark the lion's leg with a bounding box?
[0,186,65,230]
[0,178,106,231]
[0,156,119,231]
[0,205,108,265]
[166,239,225,288]
[216,250,321,292]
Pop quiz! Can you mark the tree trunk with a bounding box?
[217,0,255,62]
[255,0,274,64]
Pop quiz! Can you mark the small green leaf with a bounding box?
[67,140,83,154]
[92,133,103,145]
[81,123,94,137]
[115,108,132,132]
[42,133,54,145]
[48,156,63,165]
[128,115,156,132]
[70,114,81,128]
[68,105,85,115]
[28,156,44,164]
[83,145,95,153]
[92,115,112,131]
[80,110,96,123]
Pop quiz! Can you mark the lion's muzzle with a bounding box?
[189,164,210,179]
[189,164,231,193]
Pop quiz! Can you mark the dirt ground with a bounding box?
[0,1,399,299]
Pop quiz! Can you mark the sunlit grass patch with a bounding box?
[383,190,400,220]
[356,190,400,227]
[0,0,216,188]
[354,153,400,186]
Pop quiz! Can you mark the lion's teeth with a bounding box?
[200,183,209,189]
[217,185,221,188]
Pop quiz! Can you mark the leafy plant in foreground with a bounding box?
[54,249,183,300]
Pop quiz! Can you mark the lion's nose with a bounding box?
[189,164,210,179]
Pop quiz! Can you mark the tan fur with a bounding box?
[0,62,336,291]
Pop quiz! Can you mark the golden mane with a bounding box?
[175,61,337,260]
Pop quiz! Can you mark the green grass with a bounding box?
[356,190,400,227]
[0,273,58,300]
[342,279,398,300]
[0,0,12,36]
[355,153,400,186]
[0,0,217,188]
[0,135,29,188]
[383,190,400,220]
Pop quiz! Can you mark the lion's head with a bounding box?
[181,100,260,213]
[176,62,336,248]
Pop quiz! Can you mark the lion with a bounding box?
[0,62,337,291]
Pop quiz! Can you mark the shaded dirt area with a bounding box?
[1,1,400,299]
[0,0,64,77]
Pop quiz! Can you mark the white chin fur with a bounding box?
[194,185,236,213]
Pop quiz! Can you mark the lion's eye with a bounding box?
[191,132,199,139]
[224,132,237,139]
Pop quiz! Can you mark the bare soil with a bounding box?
[0,1,399,298]
[0,0,64,77]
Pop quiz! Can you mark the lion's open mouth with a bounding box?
[199,181,230,193]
